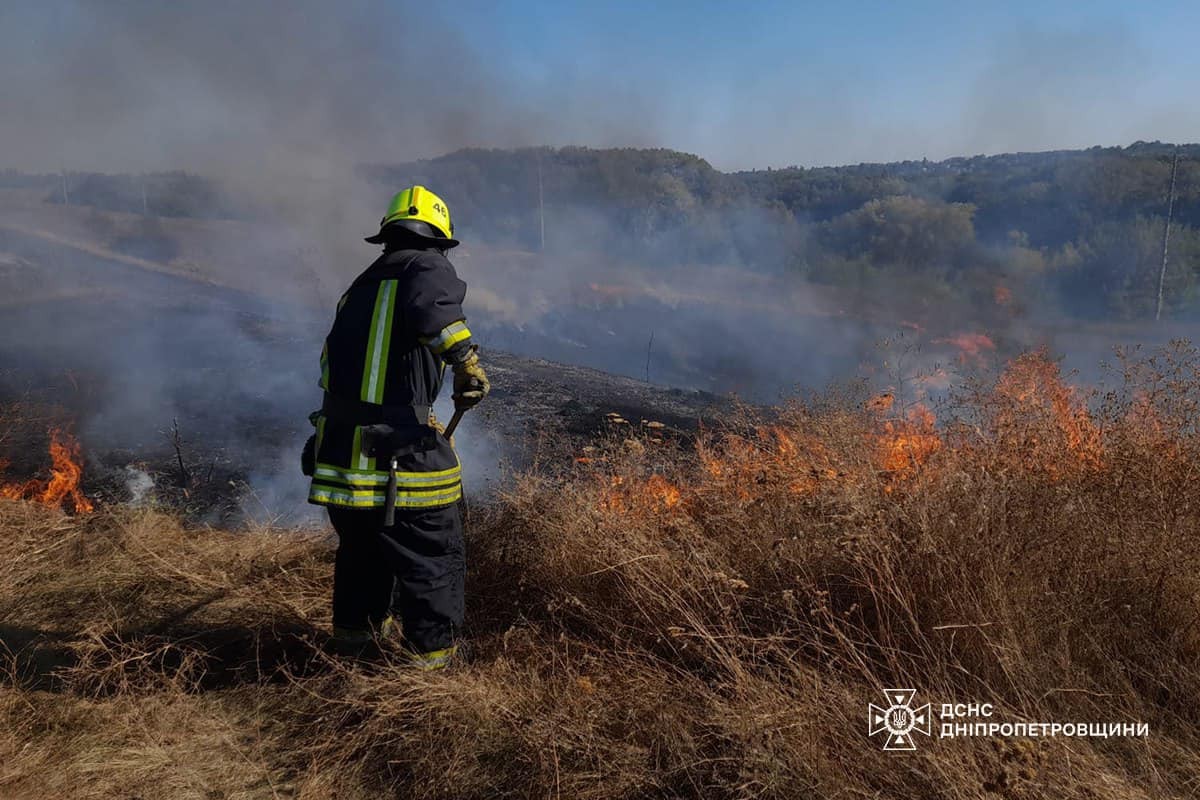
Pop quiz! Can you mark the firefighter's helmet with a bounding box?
[365,185,459,248]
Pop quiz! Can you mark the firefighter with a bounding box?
[302,185,489,669]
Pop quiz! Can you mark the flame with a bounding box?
[646,474,682,508]
[990,349,1103,475]
[581,350,1131,523]
[598,472,681,512]
[0,427,94,514]
[994,284,1012,306]
[876,404,941,483]
[934,332,996,367]
[594,400,949,515]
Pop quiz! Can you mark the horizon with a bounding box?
[6,138,1194,180]
[406,138,1196,174]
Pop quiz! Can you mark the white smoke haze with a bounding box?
[123,465,155,505]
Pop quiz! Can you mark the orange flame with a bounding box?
[646,474,682,508]
[598,472,681,512]
[934,332,996,367]
[0,427,94,514]
[990,349,1103,475]
[876,404,941,481]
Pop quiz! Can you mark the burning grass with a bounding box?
[0,426,93,513]
[3,345,1200,798]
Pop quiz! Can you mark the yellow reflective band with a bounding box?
[314,466,389,484]
[312,479,461,495]
[408,645,457,671]
[309,485,463,508]
[313,463,462,487]
[361,280,397,404]
[353,424,369,471]
[420,320,472,355]
[393,486,463,504]
[394,473,462,486]
[309,489,387,505]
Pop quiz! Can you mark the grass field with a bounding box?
[2,345,1200,798]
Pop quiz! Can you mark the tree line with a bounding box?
[8,141,1199,320]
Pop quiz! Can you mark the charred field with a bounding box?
[3,195,1200,798]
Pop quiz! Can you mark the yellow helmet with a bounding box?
[365,185,459,248]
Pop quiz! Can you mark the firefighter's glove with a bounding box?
[451,348,490,410]
[428,410,454,446]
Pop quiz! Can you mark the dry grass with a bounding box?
[3,344,1200,798]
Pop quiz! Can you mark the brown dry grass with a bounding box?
[3,344,1200,798]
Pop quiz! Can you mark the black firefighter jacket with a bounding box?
[307,247,473,510]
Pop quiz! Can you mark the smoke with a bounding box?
[1,0,603,519]
[0,0,667,213]
[0,0,669,288]
[0,3,1196,521]
[123,465,155,505]
[3,1,578,170]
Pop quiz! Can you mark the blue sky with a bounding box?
[2,1,1197,173]
[449,0,1200,169]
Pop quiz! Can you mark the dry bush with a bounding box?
[3,344,1200,798]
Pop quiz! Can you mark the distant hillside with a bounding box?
[8,142,1200,319]
[373,142,1200,319]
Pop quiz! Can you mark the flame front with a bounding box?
[584,349,1124,518]
[0,427,94,514]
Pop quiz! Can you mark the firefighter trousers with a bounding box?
[327,503,464,654]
